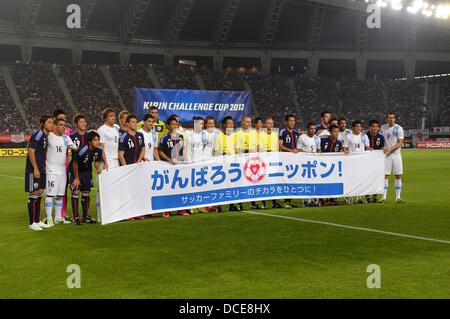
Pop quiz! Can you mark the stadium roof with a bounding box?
[0,0,449,51]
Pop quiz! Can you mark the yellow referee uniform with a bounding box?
[236,128,258,153]
[258,130,279,152]
[214,131,238,155]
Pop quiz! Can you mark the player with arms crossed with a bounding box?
[69,131,104,225]
[25,115,54,231]
[45,118,77,226]
[381,112,405,203]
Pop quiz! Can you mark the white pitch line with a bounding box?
[0,174,24,180]
[243,210,450,245]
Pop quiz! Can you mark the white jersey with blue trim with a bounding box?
[46,132,76,175]
[297,134,322,153]
[381,124,404,156]
[138,128,159,161]
[338,129,352,142]
[203,128,220,158]
[343,132,369,153]
[185,129,208,163]
[97,123,120,160]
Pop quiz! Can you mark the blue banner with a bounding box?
[134,88,253,123]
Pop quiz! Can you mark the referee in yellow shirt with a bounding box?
[214,116,244,212]
[236,116,261,210]
[258,117,282,209]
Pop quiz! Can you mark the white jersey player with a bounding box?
[338,118,352,142]
[297,123,322,207]
[185,117,207,163]
[45,119,77,225]
[297,123,322,153]
[343,120,371,204]
[97,108,120,169]
[381,112,405,203]
[343,120,370,154]
[138,114,160,161]
[203,116,220,159]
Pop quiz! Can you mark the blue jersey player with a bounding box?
[367,120,385,150]
[158,116,187,164]
[278,114,300,209]
[68,131,104,225]
[321,125,343,153]
[366,119,385,203]
[118,114,146,166]
[25,115,54,231]
[70,113,88,148]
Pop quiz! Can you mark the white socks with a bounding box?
[96,192,102,222]
[45,197,64,221]
[395,179,402,200]
[54,198,63,221]
[45,197,53,221]
[383,179,402,200]
[383,179,388,199]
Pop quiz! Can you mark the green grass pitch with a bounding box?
[1,149,450,298]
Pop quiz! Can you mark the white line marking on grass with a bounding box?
[243,211,450,245]
[0,174,24,180]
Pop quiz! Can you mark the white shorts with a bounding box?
[106,158,120,169]
[385,154,403,175]
[46,174,67,197]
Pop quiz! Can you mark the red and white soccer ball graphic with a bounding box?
[243,157,267,183]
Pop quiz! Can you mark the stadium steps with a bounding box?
[146,67,162,89]
[0,66,30,130]
[99,65,126,109]
[194,72,206,90]
[51,67,79,114]
[242,78,260,117]
[287,77,304,126]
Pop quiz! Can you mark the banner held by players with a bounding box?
[99,151,385,225]
[134,88,253,123]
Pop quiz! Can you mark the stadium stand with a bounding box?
[0,72,22,133]
[60,64,121,129]
[0,62,448,133]
[198,68,246,92]
[154,65,199,90]
[109,64,155,111]
[9,63,70,131]
[440,79,450,127]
